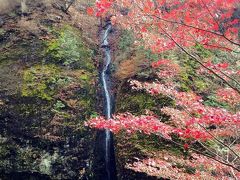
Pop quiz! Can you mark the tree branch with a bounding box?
[158,26,240,94]
[159,134,240,172]
[150,14,240,47]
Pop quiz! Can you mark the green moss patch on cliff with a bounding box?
[45,25,94,70]
[22,64,61,100]
[116,81,174,117]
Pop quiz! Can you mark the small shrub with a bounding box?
[53,100,65,111]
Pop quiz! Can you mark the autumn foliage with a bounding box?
[86,0,240,179]
[88,0,239,51]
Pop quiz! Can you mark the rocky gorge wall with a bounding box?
[0,1,100,179]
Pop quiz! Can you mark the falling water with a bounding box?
[102,25,112,119]
[101,24,113,180]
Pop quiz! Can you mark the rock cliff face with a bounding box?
[0,1,99,179]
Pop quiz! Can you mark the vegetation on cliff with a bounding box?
[0,1,99,179]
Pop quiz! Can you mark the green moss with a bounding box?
[115,131,184,168]
[22,64,60,100]
[0,27,45,63]
[117,93,155,114]
[175,162,196,174]
[53,100,66,111]
[78,70,95,83]
[76,72,97,119]
[116,91,173,117]
[131,134,161,151]
[79,74,90,81]
[0,28,6,36]
[0,138,16,170]
[77,97,95,119]
[195,80,207,91]
[0,144,13,159]
[39,152,58,175]
[8,12,17,18]
[0,138,60,176]
[46,25,94,70]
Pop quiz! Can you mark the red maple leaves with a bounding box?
[86,7,94,16]
[87,0,114,17]
[88,0,239,52]
[86,113,174,139]
[217,88,240,106]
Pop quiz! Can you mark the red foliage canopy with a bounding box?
[86,0,240,178]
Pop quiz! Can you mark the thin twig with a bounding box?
[198,123,240,160]
[218,70,240,87]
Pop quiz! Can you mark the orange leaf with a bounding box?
[185,11,191,23]
[143,6,151,13]
[87,7,94,16]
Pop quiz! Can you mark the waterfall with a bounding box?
[102,24,112,120]
[101,24,114,180]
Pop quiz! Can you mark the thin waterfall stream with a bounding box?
[100,23,117,180]
[102,25,112,120]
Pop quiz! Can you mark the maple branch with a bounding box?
[231,167,238,180]
[198,123,240,161]
[229,138,239,147]
[135,2,239,48]
[218,70,240,87]
[199,0,220,28]
[181,107,240,161]
[187,146,240,172]
[197,140,226,161]
[151,15,240,47]
[158,26,240,94]
[199,0,239,51]
[142,82,240,163]
[201,43,239,53]
[160,135,240,172]
[184,31,240,87]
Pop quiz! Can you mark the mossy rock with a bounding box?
[65,69,97,85]
[0,28,6,37]
[116,93,155,114]
[116,90,174,118]
[22,64,60,100]
[0,61,22,96]
[0,31,44,63]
